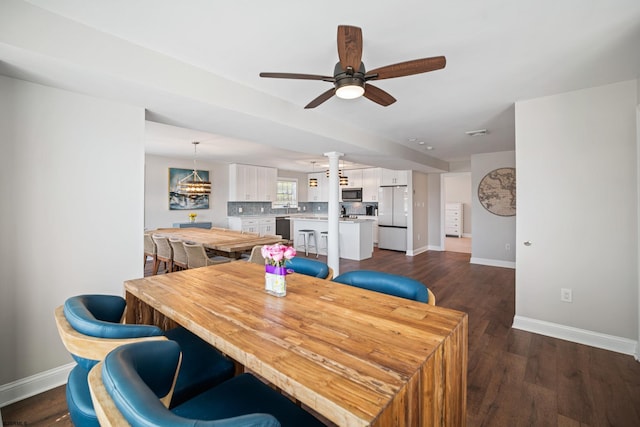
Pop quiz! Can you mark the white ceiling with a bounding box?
[2,0,639,173]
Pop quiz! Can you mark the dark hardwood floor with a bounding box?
[4,248,639,426]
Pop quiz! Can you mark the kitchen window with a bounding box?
[273,178,298,208]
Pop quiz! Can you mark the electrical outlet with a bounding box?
[238,207,243,213]
[260,207,264,213]
[505,243,511,251]
[317,206,321,211]
[561,288,572,303]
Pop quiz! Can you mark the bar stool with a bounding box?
[297,229,317,257]
[319,231,328,257]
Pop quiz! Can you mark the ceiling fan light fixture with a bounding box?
[335,78,365,99]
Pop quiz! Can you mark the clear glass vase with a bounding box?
[265,266,287,297]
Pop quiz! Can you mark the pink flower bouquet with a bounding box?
[262,244,295,297]
[261,244,296,268]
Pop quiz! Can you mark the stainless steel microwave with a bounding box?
[342,188,362,202]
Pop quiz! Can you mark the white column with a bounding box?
[324,151,343,277]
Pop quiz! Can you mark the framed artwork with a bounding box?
[168,167,210,210]
[478,167,516,216]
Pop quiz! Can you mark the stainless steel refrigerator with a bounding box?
[377,186,408,251]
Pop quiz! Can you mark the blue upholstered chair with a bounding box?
[55,294,235,427]
[332,270,436,305]
[89,340,325,427]
[285,257,332,279]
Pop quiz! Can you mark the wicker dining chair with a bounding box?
[247,245,266,265]
[143,232,157,269]
[169,238,188,271]
[183,243,231,269]
[152,235,173,274]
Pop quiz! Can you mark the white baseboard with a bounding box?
[513,315,638,357]
[427,245,444,251]
[0,363,73,407]
[407,245,429,256]
[470,257,515,269]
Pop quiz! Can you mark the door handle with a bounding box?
[523,241,532,246]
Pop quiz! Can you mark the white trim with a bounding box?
[470,257,515,269]
[513,315,638,357]
[427,245,444,251]
[462,233,472,238]
[0,363,74,407]
[636,104,640,362]
[407,245,429,256]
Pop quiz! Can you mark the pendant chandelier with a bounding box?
[339,159,349,186]
[326,159,348,185]
[309,161,318,187]
[177,141,211,196]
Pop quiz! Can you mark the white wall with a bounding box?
[0,75,145,403]
[144,154,230,230]
[427,174,442,250]
[515,80,638,354]
[411,171,429,255]
[470,151,516,268]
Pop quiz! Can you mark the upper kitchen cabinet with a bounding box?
[380,168,408,186]
[229,164,277,201]
[362,168,380,201]
[342,169,362,189]
[307,172,328,202]
[257,166,277,202]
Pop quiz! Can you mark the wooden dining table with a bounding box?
[150,227,287,258]
[124,261,468,426]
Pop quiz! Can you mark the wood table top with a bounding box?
[124,261,467,426]
[150,228,286,256]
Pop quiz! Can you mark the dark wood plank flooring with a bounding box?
[3,248,639,426]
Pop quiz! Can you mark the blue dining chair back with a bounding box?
[56,294,235,427]
[332,270,435,304]
[285,257,331,279]
[93,340,325,427]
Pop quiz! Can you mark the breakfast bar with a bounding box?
[290,217,374,260]
[124,261,468,426]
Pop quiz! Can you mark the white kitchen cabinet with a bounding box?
[257,166,277,202]
[380,168,408,186]
[362,168,380,201]
[356,215,379,244]
[259,217,276,236]
[342,169,362,189]
[445,202,463,238]
[229,164,277,201]
[228,217,276,236]
[307,172,328,202]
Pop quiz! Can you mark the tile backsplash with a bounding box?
[227,201,377,217]
[227,201,326,216]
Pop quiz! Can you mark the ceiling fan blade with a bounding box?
[260,72,334,82]
[366,56,446,80]
[363,84,396,107]
[304,88,335,109]
[337,25,363,71]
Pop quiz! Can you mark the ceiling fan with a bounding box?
[259,25,446,109]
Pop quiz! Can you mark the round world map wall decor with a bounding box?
[478,167,516,216]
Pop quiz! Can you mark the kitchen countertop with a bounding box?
[287,216,375,223]
[228,214,378,221]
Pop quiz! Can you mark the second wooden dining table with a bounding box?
[124,261,468,426]
[150,227,287,259]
